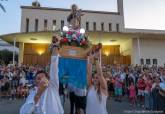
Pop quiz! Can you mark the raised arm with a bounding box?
[95,52,107,90]
[49,47,60,89]
[87,55,93,88]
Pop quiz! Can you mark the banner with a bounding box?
[58,57,87,89]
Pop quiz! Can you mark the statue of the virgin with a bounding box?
[67,4,84,29]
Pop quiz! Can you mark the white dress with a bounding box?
[20,55,64,114]
[86,86,108,114]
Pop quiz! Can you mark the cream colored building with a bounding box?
[1,0,165,65]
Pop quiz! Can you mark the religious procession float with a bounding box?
[52,4,102,59]
[50,4,102,89]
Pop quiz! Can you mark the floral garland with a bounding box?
[59,29,90,49]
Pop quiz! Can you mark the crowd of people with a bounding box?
[0,62,165,113]
[104,64,165,112]
[0,64,48,100]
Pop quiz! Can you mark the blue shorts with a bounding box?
[115,88,122,96]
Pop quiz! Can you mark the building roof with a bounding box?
[0,39,19,53]
[0,39,11,46]
[1,31,165,45]
[21,6,120,15]
[124,28,165,35]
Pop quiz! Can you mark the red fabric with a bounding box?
[129,85,136,98]
[137,79,146,90]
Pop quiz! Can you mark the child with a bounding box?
[129,82,136,107]
[114,75,123,102]
[10,87,16,100]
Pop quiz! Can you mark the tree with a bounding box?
[32,0,41,7]
[0,50,18,65]
[0,0,7,12]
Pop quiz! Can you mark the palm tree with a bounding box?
[0,3,6,12]
[0,0,6,12]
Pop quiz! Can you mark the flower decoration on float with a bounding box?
[59,25,90,49]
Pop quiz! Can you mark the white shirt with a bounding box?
[20,56,64,114]
[86,86,108,114]
[20,77,28,86]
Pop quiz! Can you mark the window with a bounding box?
[153,59,158,65]
[61,20,64,30]
[25,18,29,32]
[86,22,89,31]
[52,20,56,30]
[146,59,151,65]
[44,19,48,31]
[93,22,96,31]
[109,23,112,32]
[116,23,119,32]
[140,58,144,65]
[34,19,38,32]
[101,22,104,31]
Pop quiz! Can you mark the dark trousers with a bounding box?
[75,95,86,114]
[157,93,165,114]
[69,92,75,114]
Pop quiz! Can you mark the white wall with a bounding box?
[132,38,165,66]
[21,6,124,33]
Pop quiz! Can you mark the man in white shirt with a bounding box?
[20,44,64,114]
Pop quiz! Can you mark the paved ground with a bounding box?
[0,97,144,114]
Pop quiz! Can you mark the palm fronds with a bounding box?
[0,3,6,12]
[0,0,7,12]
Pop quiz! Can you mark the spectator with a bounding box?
[128,82,136,107]
[144,75,153,110]
[10,87,16,100]
[114,75,123,102]
[137,76,145,107]
[107,76,114,98]
[151,77,160,110]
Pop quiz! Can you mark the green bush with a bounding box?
[0,50,18,65]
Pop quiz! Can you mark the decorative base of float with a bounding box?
[59,46,90,59]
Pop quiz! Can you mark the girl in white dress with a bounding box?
[86,52,108,114]
[20,35,64,114]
